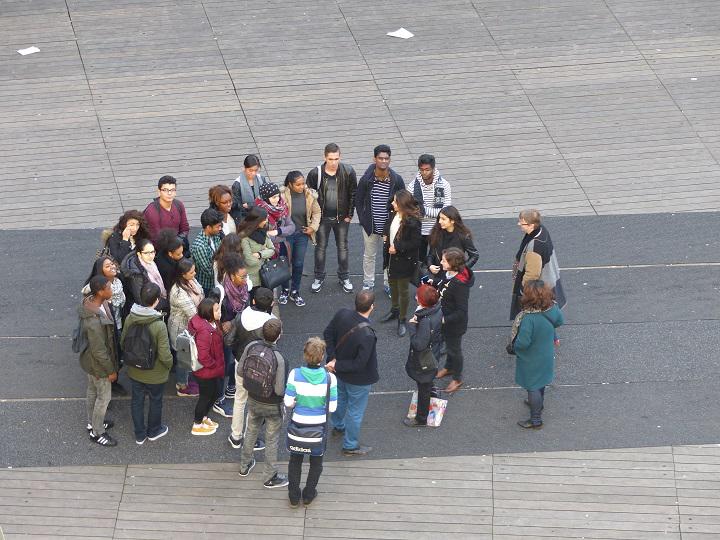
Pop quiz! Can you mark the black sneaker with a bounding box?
[86,419,114,434]
[342,445,372,456]
[303,495,316,507]
[228,434,243,449]
[289,498,300,509]
[238,457,256,477]
[402,417,428,428]
[254,439,266,452]
[147,424,169,441]
[289,290,305,307]
[278,290,289,305]
[91,432,117,447]
[264,473,289,489]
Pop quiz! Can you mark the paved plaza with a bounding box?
[2,0,720,539]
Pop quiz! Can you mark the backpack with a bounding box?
[71,317,88,354]
[241,341,277,399]
[122,323,156,370]
[176,329,203,372]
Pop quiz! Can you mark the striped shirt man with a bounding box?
[284,367,338,424]
[370,177,392,234]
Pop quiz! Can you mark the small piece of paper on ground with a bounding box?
[387,28,414,39]
[17,46,40,55]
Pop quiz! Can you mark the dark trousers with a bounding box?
[314,218,349,280]
[419,235,429,262]
[444,333,464,381]
[282,231,309,292]
[130,379,165,441]
[416,381,433,424]
[288,453,324,503]
[528,386,546,426]
[194,377,219,423]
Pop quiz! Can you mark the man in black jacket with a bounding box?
[355,145,405,295]
[324,291,378,456]
[307,143,357,294]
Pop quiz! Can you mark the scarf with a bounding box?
[255,196,288,228]
[234,173,265,206]
[140,259,166,297]
[223,273,249,314]
[509,306,554,344]
[185,278,204,307]
[249,227,268,246]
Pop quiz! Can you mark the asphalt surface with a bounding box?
[1,213,719,467]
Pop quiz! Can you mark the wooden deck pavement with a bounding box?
[2,1,720,229]
[1,443,719,539]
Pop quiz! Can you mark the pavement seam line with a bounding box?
[112,464,127,540]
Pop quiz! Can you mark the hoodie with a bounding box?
[436,266,476,336]
[405,303,443,384]
[121,304,173,384]
[224,306,275,359]
[78,300,118,378]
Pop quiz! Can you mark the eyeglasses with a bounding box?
[518,221,530,226]
[160,188,176,194]
[141,250,156,255]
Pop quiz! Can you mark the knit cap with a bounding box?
[259,182,280,202]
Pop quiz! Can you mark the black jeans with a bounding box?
[314,218,349,280]
[419,234,429,262]
[528,386,546,426]
[444,333,464,381]
[288,453,324,503]
[194,377,219,423]
[416,381,433,424]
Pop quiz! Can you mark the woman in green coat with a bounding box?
[238,206,276,286]
[510,280,564,429]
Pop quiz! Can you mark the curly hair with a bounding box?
[520,280,555,311]
[113,210,150,241]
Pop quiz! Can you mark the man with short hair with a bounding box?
[324,291,378,456]
[406,154,452,260]
[122,283,173,445]
[225,287,276,447]
[78,276,119,447]
[238,318,289,489]
[143,175,190,247]
[190,208,224,296]
[355,145,405,294]
[307,143,357,294]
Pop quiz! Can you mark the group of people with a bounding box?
[75,143,567,507]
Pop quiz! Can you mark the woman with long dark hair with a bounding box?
[511,280,564,429]
[167,258,204,397]
[380,189,422,337]
[105,210,151,265]
[231,154,268,223]
[238,206,275,286]
[432,247,475,393]
[119,238,169,317]
[426,206,478,277]
[154,228,184,293]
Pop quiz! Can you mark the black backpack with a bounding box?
[241,341,277,399]
[71,317,88,354]
[122,323,156,370]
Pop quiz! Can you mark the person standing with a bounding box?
[279,171,321,307]
[404,284,443,428]
[104,210,151,265]
[187,298,225,436]
[237,319,289,489]
[285,337,337,507]
[511,280,564,429]
[122,283,173,445]
[380,189,422,337]
[355,145,405,295]
[433,247,475,393]
[511,209,566,320]
[78,276,119,447]
[154,228,185,294]
[324,291,378,456]
[238,207,276,287]
[190,208,224,296]
[208,184,236,237]
[426,206,479,278]
[231,154,268,223]
[120,239,169,317]
[407,154,452,261]
[307,143,357,294]
[254,182,296,261]
[143,175,190,248]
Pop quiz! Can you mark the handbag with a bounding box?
[260,256,291,289]
[407,391,448,427]
[417,348,437,372]
[176,329,203,372]
[286,373,332,456]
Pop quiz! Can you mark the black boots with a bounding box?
[380,308,399,323]
[397,319,407,337]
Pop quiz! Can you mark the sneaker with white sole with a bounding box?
[289,291,305,307]
[383,284,391,298]
[362,283,374,291]
[90,432,118,447]
[340,279,353,293]
[278,290,289,305]
[228,433,243,449]
[202,417,219,429]
[238,457,256,477]
[311,279,324,293]
[136,436,147,445]
[224,385,236,399]
[191,423,217,436]
[264,473,289,489]
[213,399,234,418]
[147,425,169,441]
[86,419,114,434]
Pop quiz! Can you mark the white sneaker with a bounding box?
[340,279,353,293]
[311,279,324,293]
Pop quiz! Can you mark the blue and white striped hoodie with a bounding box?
[284,366,338,425]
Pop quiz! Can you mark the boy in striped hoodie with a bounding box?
[284,337,337,507]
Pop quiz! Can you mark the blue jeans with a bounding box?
[130,379,165,441]
[331,379,371,451]
[314,218,349,281]
[282,231,309,292]
[528,386,546,425]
